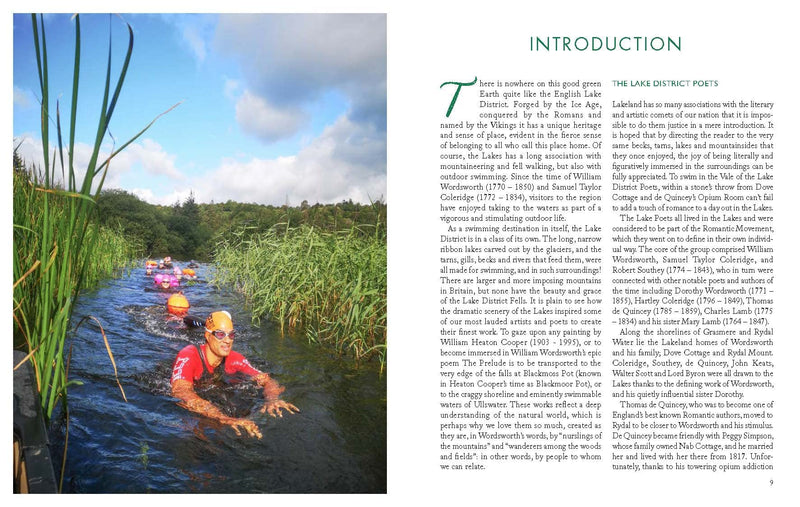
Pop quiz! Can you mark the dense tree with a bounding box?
[166,193,212,259]
[94,190,387,261]
[95,189,168,254]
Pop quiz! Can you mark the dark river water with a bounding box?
[50,263,386,493]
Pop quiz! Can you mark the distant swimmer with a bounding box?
[171,311,299,438]
[154,274,180,290]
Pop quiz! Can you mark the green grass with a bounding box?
[212,224,387,370]
[12,14,172,422]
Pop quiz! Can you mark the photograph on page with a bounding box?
[11,12,386,494]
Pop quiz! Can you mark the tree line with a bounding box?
[95,189,387,261]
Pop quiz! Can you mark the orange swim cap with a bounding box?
[166,293,190,316]
[205,311,233,332]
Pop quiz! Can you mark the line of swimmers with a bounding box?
[146,259,198,288]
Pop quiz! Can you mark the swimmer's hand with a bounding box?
[260,399,300,418]
[222,417,262,439]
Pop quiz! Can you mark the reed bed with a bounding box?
[213,225,387,370]
[13,165,140,291]
[81,225,142,286]
[13,14,169,421]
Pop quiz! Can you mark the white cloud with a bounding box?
[127,187,157,203]
[159,14,216,65]
[188,114,385,206]
[14,136,92,189]
[235,90,307,143]
[129,187,192,207]
[223,78,241,100]
[182,24,207,63]
[214,14,387,139]
[13,135,185,194]
[14,86,33,108]
[111,139,184,180]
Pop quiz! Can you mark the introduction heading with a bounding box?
[533,36,681,52]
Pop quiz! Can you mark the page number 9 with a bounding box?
[770,479,773,486]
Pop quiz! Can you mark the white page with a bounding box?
[4,1,798,504]
[389,1,798,505]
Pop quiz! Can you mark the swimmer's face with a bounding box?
[206,333,233,358]
[160,281,171,289]
[206,327,235,358]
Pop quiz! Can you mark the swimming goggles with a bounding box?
[205,328,236,341]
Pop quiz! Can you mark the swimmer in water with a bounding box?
[154,274,179,290]
[170,311,299,438]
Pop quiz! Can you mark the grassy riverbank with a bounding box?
[13,14,161,422]
[13,160,141,417]
[213,225,387,369]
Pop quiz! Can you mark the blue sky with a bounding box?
[13,13,387,206]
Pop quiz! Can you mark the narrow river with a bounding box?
[50,263,386,493]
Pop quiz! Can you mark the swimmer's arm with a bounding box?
[171,379,262,438]
[182,315,205,328]
[253,373,299,417]
[253,372,285,401]
[171,379,229,421]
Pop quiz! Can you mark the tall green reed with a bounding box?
[213,225,387,371]
[13,14,173,420]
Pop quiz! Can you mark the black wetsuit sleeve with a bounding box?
[183,315,205,328]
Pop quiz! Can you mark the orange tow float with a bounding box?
[166,292,190,316]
